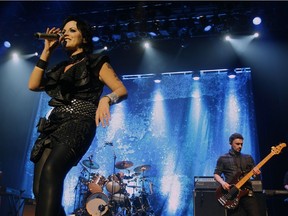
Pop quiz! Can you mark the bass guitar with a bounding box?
[216,143,286,209]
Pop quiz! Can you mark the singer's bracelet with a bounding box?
[36,59,48,70]
[103,92,119,105]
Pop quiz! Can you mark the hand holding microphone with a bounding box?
[36,27,66,52]
[34,32,63,40]
[35,27,63,40]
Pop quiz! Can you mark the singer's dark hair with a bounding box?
[229,133,244,144]
[62,16,94,54]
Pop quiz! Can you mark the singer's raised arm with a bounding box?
[28,27,61,91]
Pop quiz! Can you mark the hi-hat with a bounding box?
[134,165,151,173]
[115,161,133,169]
[123,175,134,180]
[126,185,141,188]
[82,160,100,169]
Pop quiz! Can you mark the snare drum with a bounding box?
[106,174,122,194]
[86,192,109,216]
[88,173,106,193]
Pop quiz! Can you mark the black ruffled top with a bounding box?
[44,53,109,107]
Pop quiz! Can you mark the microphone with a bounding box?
[34,32,63,40]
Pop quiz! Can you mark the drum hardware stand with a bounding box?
[73,169,89,216]
[112,150,117,194]
[131,165,154,215]
[105,142,120,215]
[110,150,119,215]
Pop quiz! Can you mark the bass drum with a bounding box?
[86,192,110,216]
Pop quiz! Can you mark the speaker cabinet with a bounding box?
[22,199,36,216]
[194,190,226,216]
[194,190,267,216]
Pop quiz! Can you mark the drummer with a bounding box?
[117,171,125,180]
[116,171,127,191]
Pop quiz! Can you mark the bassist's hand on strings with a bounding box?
[252,167,261,177]
[221,181,231,191]
[214,173,231,190]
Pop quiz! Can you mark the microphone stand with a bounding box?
[112,150,117,195]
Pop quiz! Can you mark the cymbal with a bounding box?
[82,160,100,169]
[134,165,151,173]
[123,175,134,180]
[139,176,150,179]
[115,161,133,169]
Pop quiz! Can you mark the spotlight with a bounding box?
[112,34,121,41]
[148,32,157,37]
[92,36,100,42]
[12,52,20,61]
[224,35,231,41]
[204,25,212,32]
[253,32,259,38]
[126,32,137,39]
[104,46,108,50]
[227,71,236,79]
[192,71,200,80]
[252,17,262,25]
[3,41,11,48]
[143,42,150,48]
[153,74,162,83]
[159,30,169,37]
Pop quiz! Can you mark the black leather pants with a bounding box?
[33,145,77,216]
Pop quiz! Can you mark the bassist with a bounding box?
[214,133,261,216]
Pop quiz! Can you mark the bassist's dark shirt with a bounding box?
[214,149,255,190]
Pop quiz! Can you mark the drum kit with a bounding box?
[73,154,154,216]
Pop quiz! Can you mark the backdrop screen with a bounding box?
[24,69,259,215]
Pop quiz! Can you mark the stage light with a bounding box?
[112,34,121,41]
[227,71,236,79]
[104,46,108,50]
[199,15,211,32]
[12,52,19,61]
[159,30,169,37]
[126,32,136,39]
[153,74,162,83]
[204,25,212,32]
[92,36,100,42]
[225,35,231,41]
[143,42,150,48]
[148,32,157,37]
[253,32,259,38]
[4,41,11,48]
[252,17,262,25]
[192,71,200,80]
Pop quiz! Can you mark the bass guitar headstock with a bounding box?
[271,143,286,155]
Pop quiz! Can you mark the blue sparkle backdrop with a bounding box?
[24,69,259,215]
